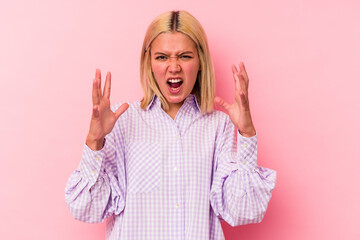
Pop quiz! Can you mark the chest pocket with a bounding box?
[126,141,161,194]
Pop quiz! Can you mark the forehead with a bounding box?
[151,31,197,53]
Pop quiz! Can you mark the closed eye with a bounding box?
[155,55,168,61]
[179,55,193,60]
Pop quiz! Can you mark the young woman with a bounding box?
[65,10,276,240]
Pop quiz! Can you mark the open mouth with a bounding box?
[167,78,183,90]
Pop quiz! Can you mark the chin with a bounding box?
[166,95,186,104]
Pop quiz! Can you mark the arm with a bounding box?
[210,118,276,226]
[212,62,276,226]
[65,69,129,222]
[65,128,126,222]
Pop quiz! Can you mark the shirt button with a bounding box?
[94,156,100,161]
[92,170,97,175]
[243,143,248,149]
[174,135,178,139]
[242,160,247,165]
[175,203,180,208]
[173,166,178,171]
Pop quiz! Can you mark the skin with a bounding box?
[86,34,255,150]
[215,63,256,138]
[86,70,129,150]
[150,32,200,119]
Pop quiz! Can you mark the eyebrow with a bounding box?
[153,51,194,55]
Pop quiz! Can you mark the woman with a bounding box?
[65,10,276,240]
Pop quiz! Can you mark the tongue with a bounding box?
[169,82,182,88]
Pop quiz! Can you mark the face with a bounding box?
[150,31,200,112]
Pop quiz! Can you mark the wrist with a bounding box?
[238,127,256,138]
[86,135,105,151]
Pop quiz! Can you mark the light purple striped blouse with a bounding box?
[65,94,276,240]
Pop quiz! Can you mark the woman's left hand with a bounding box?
[215,62,256,137]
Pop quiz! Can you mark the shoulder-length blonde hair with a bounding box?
[140,10,215,113]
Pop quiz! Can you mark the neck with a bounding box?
[165,101,183,120]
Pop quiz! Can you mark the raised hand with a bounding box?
[86,69,129,150]
[215,62,256,137]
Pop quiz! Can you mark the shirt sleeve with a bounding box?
[209,116,276,226]
[65,110,127,223]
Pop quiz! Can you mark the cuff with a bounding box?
[78,143,107,187]
[236,132,258,170]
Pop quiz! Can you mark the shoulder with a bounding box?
[108,101,144,138]
[110,100,145,118]
[202,109,230,124]
[196,109,232,135]
[110,100,143,127]
[111,101,141,112]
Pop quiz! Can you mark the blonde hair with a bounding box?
[140,10,215,113]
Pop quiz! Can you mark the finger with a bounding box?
[114,103,129,120]
[92,105,100,118]
[233,62,247,92]
[238,72,248,94]
[95,69,102,98]
[214,96,231,112]
[233,64,247,94]
[236,89,250,111]
[92,78,100,105]
[239,62,249,87]
[239,91,249,108]
[232,65,241,91]
[103,72,111,99]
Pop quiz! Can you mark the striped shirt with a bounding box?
[65,94,276,240]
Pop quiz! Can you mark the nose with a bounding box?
[168,57,181,73]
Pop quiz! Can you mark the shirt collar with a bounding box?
[145,95,157,111]
[146,94,201,113]
[184,94,201,113]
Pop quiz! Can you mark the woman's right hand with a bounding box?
[86,69,129,150]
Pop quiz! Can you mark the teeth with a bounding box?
[167,78,182,83]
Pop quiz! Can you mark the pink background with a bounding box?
[1,0,359,239]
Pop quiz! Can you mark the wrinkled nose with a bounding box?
[168,58,181,73]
